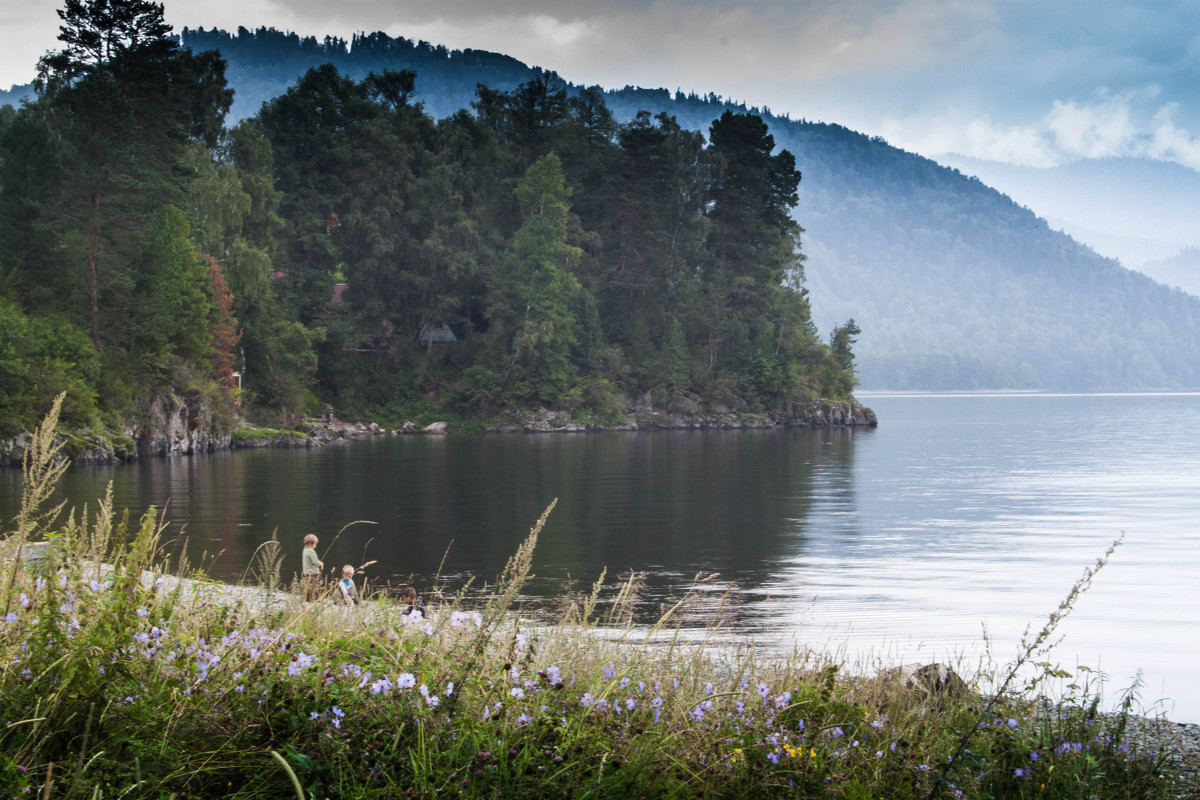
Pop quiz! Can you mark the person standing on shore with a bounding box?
[302,534,323,601]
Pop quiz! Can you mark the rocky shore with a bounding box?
[1129,717,1200,798]
[454,398,876,434]
[2,398,876,466]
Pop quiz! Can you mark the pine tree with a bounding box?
[483,153,582,403]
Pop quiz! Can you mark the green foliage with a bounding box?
[242,62,859,419]
[828,318,863,395]
[3,13,864,432]
[479,153,582,404]
[0,0,257,435]
[0,300,100,436]
[132,206,213,365]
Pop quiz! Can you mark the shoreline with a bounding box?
[2,398,878,467]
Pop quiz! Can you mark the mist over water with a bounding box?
[2,392,1196,718]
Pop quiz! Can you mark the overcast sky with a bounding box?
[4,0,1199,170]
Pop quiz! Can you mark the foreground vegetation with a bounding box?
[0,399,1179,798]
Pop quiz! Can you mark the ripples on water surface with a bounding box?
[1,393,1196,718]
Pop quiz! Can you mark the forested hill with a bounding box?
[175,26,1200,391]
[1,6,871,443]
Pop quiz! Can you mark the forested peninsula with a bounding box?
[0,1,873,462]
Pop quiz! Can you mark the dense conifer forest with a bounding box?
[0,2,864,438]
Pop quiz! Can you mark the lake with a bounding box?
[2,392,1197,719]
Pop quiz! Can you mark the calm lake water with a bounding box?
[2,393,1197,718]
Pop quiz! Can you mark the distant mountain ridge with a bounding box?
[0,83,34,107]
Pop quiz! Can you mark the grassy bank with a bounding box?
[0,397,1179,798]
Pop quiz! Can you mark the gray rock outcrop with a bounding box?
[132,391,233,458]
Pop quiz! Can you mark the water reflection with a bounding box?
[3,428,869,610]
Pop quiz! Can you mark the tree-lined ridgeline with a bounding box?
[0,0,862,439]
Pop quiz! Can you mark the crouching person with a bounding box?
[336,564,359,606]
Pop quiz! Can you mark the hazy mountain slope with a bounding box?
[761,123,1200,390]
[182,28,1200,391]
[1139,248,1200,297]
[935,155,1200,271]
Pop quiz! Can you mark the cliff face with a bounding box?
[131,391,234,459]
[1,391,235,466]
[786,398,878,427]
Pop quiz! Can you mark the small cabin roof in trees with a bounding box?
[417,321,457,344]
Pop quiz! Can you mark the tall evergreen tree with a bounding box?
[24,0,231,357]
[479,153,582,404]
[256,63,378,324]
[703,110,803,375]
[601,111,707,390]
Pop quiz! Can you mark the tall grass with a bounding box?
[0,395,1180,798]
